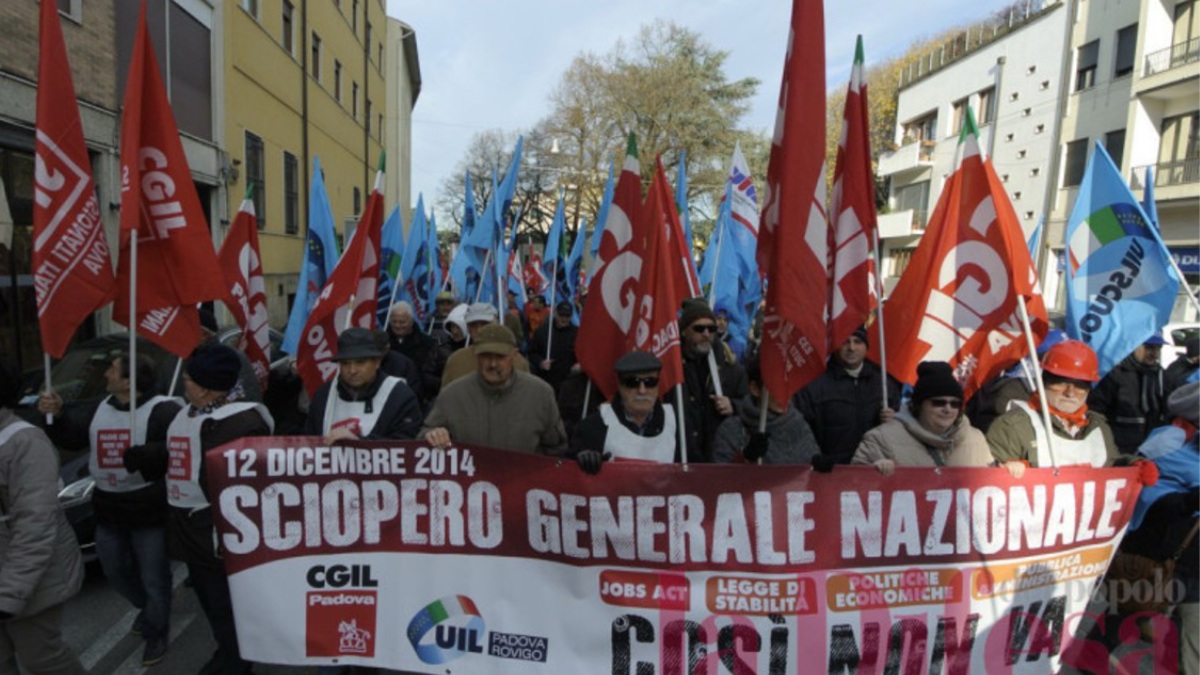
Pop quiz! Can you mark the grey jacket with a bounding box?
[0,410,84,617]
[712,395,820,464]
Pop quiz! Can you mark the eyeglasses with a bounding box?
[1046,380,1091,393]
[691,324,718,334]
[926,398,962,409]
[620,376,659,389]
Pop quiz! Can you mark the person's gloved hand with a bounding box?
[1135,459,1159,487]
[123,445,147,473]
[811,454,836,473]
[577,450,611,475]
[743,432,769,462]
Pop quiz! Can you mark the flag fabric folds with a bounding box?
[114,6,225,357]
[217,196,271,392]
[877,108,1048,399]
[282,156,341,354]
[1064,143,1180,377]
[447,172,484,302]
[564,219,587,324]
[523,238,549,299]
[755,0,831,401]
[376,205,404,327]
[588,159,616,284]
[398,195,434,325]
[541,192,569,305]
[33,0,115,358]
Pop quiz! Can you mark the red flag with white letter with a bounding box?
[874,108,1047,398]
[33,0,116,358]
[828,35,878,351]
[577,132,645,399]
[296,167,386,397]
[218,195,271,392]
[755,0,830,401]
[114,6,225,356]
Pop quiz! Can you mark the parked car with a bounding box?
[1162,322,1199,365]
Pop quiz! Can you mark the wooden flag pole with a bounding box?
[42,354,53,425]
[129,232,139,433]
[675,383,688,470]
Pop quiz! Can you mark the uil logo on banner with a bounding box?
[406,596,549,665]
[306,565,378,658]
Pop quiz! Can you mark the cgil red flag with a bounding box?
[296,168,386,397]
[873,108,1047,399]
[523,238,548,297]
[114,6,226,357]
[828,35,879,351]
[33,0,116,358]
[755,0,830,401]
[217,197,271,393]
[576,132,644,399]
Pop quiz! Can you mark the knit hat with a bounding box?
[679,297,715,331]
[1168,382,1199,426]
[911,361,963,404]
[186,344,241,392]
[851,326,869,347]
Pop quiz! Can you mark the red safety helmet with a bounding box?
[1041,339,1100,383]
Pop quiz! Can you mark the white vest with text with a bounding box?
[166,402,272,510]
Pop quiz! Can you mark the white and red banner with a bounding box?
[209,438,1157,674]
[33,0,115,358]
[114,6,225,357]
[218,197,271,392]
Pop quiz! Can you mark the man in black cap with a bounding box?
[124,344,273,675]
[795,326,900,469]
[671,298,747,463]
[306,328,421,442]
[571,351,679,473]
[196,306,263,403]
[529,300,579,395]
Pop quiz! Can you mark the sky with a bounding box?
[385,0,1025,219]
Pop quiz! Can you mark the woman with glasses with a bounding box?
[988,340,1120,468]
[852,361,1014,475]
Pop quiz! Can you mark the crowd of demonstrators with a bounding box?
[440,303,531,387]
[570,351,679,472]
[37,353,178,666]
[1090,335,1172,454]
[529,301,579,393]
[386,301,443,404]
[671,299,748,463]
[712,353,820,465]
[524,296,550,337]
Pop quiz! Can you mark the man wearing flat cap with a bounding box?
[529,300,579,395]
[306,327,421,443]
[571,351,679,473]
[671,298,747,463]
[422,324,566,454]
[124,344,273,675]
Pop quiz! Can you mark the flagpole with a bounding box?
[168,354,183,398]
[42,354,53,425]
[545,254,559,363]
[756,387,769,465]
[474,249,494,304]
[1017,294,1058,468]
[675,383,688,470]
[873,229,889,410]
[705,213,728,400]
[581,380,592,420]
[129,231,139,434]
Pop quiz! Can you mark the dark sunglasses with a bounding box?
[620,376,660,389]
[926,398,962,409]
[690,324,719,334]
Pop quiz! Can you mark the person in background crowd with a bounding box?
[504,290,527,351]
[525,295,550,337]
[966,329,1066,433]
[387,301,443,402]
[197,306,263,403]
[1165,335,1199,398]
[713,308,738,362]
[712,352,819,465]
[796,326,899,470]
[988,340,1120,467]
[529,301,579,394]
[305,328,421,443]
[374,330,423,403]
[440,303,530,387]
[422,325,566,454]
[1089,335,1169,454]
[37,352,179,666]
[428,291,457,345]
[672,298,747,463]
[571,351,679,472]
[0,359,86,675]
[124,344,273,675]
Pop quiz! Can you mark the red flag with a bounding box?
[523,239,548,296]
[33,0,116,358]
[577,132,645,399]
[666,189,701,301]
[828,35,878,351]
[755,0,829,401]
[114,6,226,357]
[296,168,386,396]
[628,159,685,395]
[218,197,271,393]
[874,108,1047,398]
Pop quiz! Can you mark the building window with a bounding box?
[978,87,996,125]
[241,0,259,19]
[894,181,931,229]
[353,187,362,215]
[352,82,359,118]
[1063,138,1089,188]
[334,60,343,102]
[352,0,359,34]
[1159,112,1200,163]
[1103,129,1127,169]
[245,132,266,227]
[378,114,384,141]
[378,44,384,67]
[282,1,294,54]
[951,98,968,137]
[311,33,322,81]
[56,0,81,22]
[1076,40,1099,91]
[366,100,372,136]
[284,152,299,235]
[1114,24,1138,77]
[366,24,373,54]
[891,248,917,277]
[902,111,937,144]
[1174,1,1197,48]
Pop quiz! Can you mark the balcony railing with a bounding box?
[1144,38,1200,77]
[1131,158,1200,188]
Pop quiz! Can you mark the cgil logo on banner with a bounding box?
[306,565,378,658]
[406,595,549,665]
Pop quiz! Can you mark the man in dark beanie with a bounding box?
[124,343,273,675]
[796,325,899,470]
[669,297,747,463]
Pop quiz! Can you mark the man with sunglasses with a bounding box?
[988,340,1120,468]
[571,351,679,473]
[672,299,747,463]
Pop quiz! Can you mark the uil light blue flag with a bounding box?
[376,205,404,328]
[564,218,587,325]
[587,158,615,282]
[463,137,523,253]
[1142,166,1158,229]
[541,191,568,305]
[448,172,484,302]
[429,212,443,300]
[1064,143,1181,377]
[283,156,341,354]
[399,194,434,326]
[700,183,754,359]
[503,221,525,312]
[675,152,697,274]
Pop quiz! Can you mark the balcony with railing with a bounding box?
[877,208,929,239]
[1131,158,1200,202]
[1144,38,1200,77]
[878,140,937,178]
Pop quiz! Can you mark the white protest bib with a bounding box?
[601,403,676,464]
[89,395,177,493]
[166,402,271,510]
[321,376,401,438]
[1014,401,1108,468]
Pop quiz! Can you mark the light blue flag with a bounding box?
[541,191,567,305]
[463,137,524,252]
[587,158,615,282]
[1027,215,1043,261]
[1142,166,1158,229]
[447,172,483,302]
[564,218,587,325]
[675,152,697,271]
[282,156,341,354]
[1064,143,1181,377]
[376,205,404,328]
[700,183,753,359]
[503,221,525,311]
[398,194,433,326]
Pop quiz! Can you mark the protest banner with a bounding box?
[208,439,1155,674]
